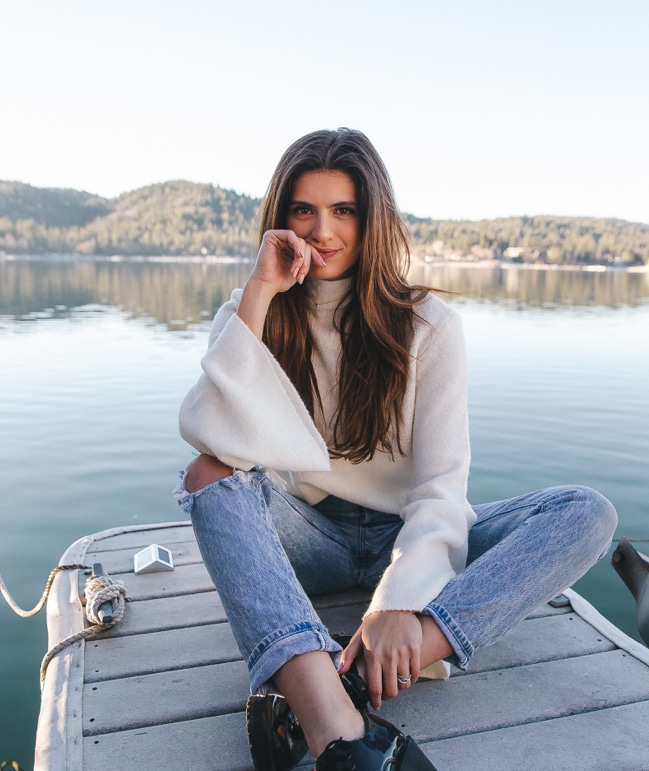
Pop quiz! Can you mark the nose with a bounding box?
[311,212,333,244]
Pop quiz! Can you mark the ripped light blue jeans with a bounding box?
[174,470,617,693]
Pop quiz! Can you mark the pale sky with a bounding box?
[2,0,648,223]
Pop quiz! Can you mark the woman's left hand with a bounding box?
[339,610,423,709]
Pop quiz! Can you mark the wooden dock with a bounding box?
[35,521,649,770]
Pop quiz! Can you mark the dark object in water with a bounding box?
[612,538,649,646]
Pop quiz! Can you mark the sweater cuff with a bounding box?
[363,544,457,617]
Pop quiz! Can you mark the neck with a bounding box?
[305,276,354,308]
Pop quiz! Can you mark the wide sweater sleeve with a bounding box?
[178,289,330,472]
[365,304,475,616]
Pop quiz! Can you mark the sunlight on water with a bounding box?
[1,258,648,766]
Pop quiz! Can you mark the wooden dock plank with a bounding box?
[524,601,571,620]
[110,563,216,600]
[82,713,252,771]
[374,649,649,742]
[418,700,649,770]
[462,612,615,675]
[83,660,250,734]
[84,623,239,681]
[82,523,194,552]
[99,591,225,636]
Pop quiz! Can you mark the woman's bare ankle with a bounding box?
[273,651,366,759]
[307,693,365,759]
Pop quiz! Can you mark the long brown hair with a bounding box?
[259,128,428,463]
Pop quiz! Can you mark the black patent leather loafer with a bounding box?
[315,713,437,770]
[246,693,308,771]
[246,661,369,771]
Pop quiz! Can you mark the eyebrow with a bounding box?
[290,199,357,207]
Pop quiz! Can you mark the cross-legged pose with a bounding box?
[174,128,617,771]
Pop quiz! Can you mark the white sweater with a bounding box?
[179,276,476,616]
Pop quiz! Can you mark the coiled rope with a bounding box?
[0,564,129,690]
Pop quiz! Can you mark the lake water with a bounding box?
[1,257,648,767]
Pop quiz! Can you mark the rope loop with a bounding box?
[39,569,129,690]
[83,574,129,626]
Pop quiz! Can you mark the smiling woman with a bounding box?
[175,128,617,771]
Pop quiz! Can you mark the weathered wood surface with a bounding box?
[36,522,649,770]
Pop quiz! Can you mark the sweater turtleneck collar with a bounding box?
[304,275,355,310]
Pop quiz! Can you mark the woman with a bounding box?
[174,128,617,771]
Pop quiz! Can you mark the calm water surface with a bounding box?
[1,258,648,767]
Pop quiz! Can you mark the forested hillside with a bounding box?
[405,214,649,265]
[0,181,260,257]
[1,180,647,265]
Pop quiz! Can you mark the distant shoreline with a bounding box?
[412,257,649,273]
[2,252,648,273]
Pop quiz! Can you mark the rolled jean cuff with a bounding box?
[248,621,343,695]
[423,603,474,671]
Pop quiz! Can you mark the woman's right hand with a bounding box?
[236,230,326,339]
[250,229,326,294]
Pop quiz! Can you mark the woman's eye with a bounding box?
[337,206,356,216]
[292,206,311,216]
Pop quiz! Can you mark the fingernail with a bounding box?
[298,274,305,284]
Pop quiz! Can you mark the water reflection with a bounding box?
[0,257,252,330]
[410,262,649,310]
[1,257,648,326]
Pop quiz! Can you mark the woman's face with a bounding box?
[286,170,361,281]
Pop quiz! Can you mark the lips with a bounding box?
[314,248,340,260]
